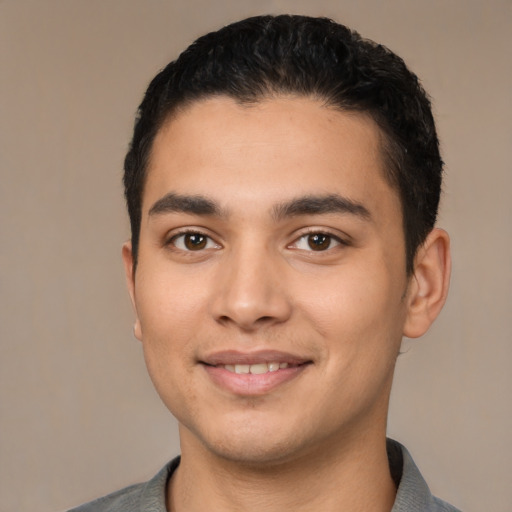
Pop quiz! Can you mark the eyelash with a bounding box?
[166,230,220,252]
[165,228,349,254]
[290,229,348,252]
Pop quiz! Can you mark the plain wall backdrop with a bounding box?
[1,1,510,511]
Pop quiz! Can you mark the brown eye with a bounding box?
[291,232,342,252]
[183,233,207,250]
[307,233,332,251]
[171,232,218,251]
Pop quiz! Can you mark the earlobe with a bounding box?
[122,241,143,341]
[403,228,451,338]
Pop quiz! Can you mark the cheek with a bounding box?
[135,270,206,421]
[134,267,209,389]
[302,267,406,410]
[136,263,209,335]
[298,262,407,352]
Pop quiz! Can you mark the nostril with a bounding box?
[216,313,285,330]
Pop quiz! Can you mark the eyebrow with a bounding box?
[148,192,371,222]
[272,194,371,221]
[148,192,224,217]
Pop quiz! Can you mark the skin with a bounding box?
[122,96,451,512]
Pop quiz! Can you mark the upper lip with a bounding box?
[200,350,312,366]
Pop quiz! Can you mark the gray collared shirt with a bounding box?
[68,440,461,511]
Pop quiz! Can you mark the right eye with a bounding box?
[169,232,220,251]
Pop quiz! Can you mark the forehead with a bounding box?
[144,96,399,219]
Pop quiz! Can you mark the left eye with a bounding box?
[293,233,341,251]
[170,233,219,251]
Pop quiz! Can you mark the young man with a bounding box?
[71,15,458,512]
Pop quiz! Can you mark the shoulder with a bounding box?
[431,496,463,512]
[388,439,462,512]
[67,482,145,512]
[67,457,180,512]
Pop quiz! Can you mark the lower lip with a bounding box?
[202,364,309,396]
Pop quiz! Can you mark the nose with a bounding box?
[211,245,293,331]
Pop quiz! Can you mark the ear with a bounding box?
[122,241,143,341]
[403,228,451,338]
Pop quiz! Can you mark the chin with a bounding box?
[187,411,339,469]
[179,411,309,467]
[208,436,304,467]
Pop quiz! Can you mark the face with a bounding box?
[124,96,413,465]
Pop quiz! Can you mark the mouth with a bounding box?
[216,362,294,374]
[200,350,312,396]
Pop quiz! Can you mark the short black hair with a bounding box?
[124,14,443,274]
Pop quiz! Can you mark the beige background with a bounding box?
[1,1,511,511]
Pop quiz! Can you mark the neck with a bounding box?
[167,428,396,512]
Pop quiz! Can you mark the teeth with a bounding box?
[249,363,268,375]
[222,362,292,374]
[234,364,250,374]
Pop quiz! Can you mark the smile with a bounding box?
[221,362,290,374]
[201,351,311,395]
